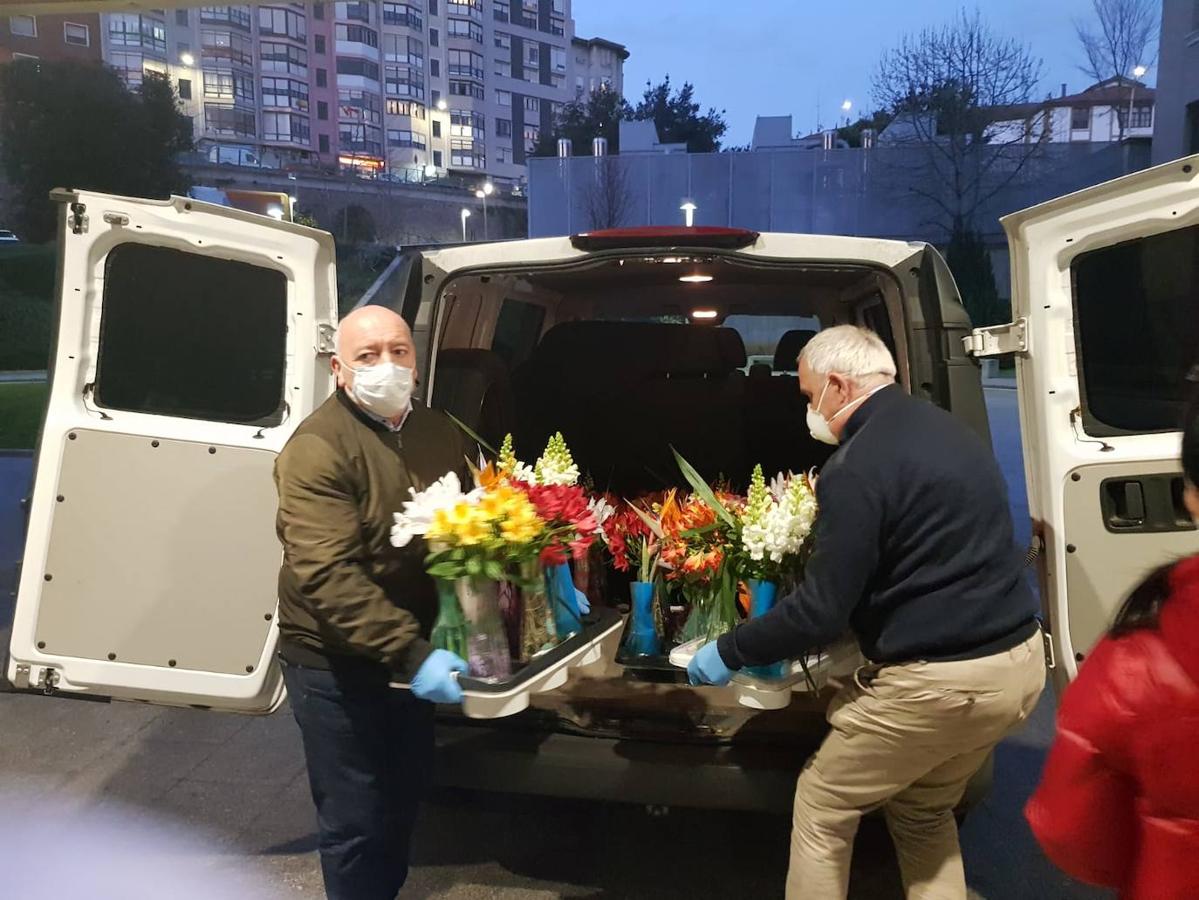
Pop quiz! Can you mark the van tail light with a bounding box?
[569,226,759,252]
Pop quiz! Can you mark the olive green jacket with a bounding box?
[274,390,470,679]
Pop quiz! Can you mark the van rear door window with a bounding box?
[95,243,287,425]
[1073,224,1199,434]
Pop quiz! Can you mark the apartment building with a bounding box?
[1,12,102,65]
[86,2,625,185]
[571,35,626,99]
[1153,0,1199,164]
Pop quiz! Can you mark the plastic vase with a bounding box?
[623,581,662,656]
[455,576,512,681]
[431,579,469,660]
[548,562,583,638]
[518,559,556,661]
[746,579,786,680]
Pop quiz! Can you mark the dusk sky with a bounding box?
[574,0,1159,147]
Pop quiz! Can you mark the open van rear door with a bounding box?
[1000,156,1199,686]
[6,191,337,712]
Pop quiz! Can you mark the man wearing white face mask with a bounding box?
[273,305,473,900]
[688,325,1043,900]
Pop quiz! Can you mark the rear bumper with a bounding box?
[434,720,819,813]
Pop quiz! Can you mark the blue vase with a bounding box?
[746,579,786,680]
[623,581,661,656]
[547,562,583,638]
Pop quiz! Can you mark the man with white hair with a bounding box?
[689,325,1043,900]
[274,304,472,900]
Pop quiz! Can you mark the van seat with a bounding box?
[432,348,516,453]
[773,329,818,372]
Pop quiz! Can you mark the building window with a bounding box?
[449,79,484,99]
[176,9,189,26]
[384,34,425,65]
[496,145,511,164]
[551,46,566,74]
[430,28,440,46]
[319,133,331,152]
[523,95,540,112]
[430,58,440,76]
[316,67,328,87]
[339,122,383,156]
[203,70,255,103]
[314,2,326,20]
[496,117,512,137]
[494,31,511,51]
[262,76,310,111]
[451,108,485,138]
[178,78,192,100]
[339,88,383,124]
[550,14,564,35]
[523,123,539,151]
[432,88,442,106]
[63,22,91,47]
[448,0,482,18]
[495,58,511,78]
[433,149,443,166]
[525,43,540,66]
[110,15,168,53]
[336,23,379,48]
[447,48,484,79]
[494,0,510,21]
[1130,101,1153,130]
[430,0,440,13]
[259,7,307,41]
[450,138,485,168]
[432,119,442,137]
[387,128,427,148]
[318,100,329,120]
[204,104,256,137]
[315,34,327,54]
[497,89,511,106]
[447,18,483,43]
[520,0,538,20]
[201,6,252,30]
[1071,106,1091,130]
[262,42,309,75]
[264,112,311,143]
[336,56,380,82]
[337,1,373,24]
[386,99,427,119]
[202,30,255,66]
[383,3,424,29]
[385,65,426,99]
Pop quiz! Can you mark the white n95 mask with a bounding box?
[348,362,413,420]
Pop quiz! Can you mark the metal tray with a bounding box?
[392,607,623,719]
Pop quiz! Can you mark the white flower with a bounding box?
[588,495,616,527]
[390,472,479,548]
[769,471,793,503]
[511,461,537,484]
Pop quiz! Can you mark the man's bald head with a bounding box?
[331,305,416,394]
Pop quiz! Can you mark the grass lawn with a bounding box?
[0,382,48,450]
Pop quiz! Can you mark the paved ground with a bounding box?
[0,390,1111,899]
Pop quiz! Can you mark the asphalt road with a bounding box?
[0,390,1111,899]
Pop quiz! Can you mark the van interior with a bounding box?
[430,253,905,496]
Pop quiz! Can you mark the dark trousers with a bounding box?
[281,658,435,900]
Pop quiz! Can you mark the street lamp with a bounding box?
[437,98,448,111]
[680,200,697,227]
[179,51,195,67]
[1128,65,1149,135]
[460,208,471,241]
[475,188,490,239]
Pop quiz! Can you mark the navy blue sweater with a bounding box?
[718,385,1038,669]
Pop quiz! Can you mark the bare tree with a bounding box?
[872,8,1049,237]
[1075,0,1159,138]
[580,155,634,230]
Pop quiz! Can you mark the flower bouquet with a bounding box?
[391,471,546,679]
[602,495,667,656]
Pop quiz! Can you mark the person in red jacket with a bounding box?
[1026,394,1199,900]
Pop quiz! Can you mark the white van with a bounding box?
[8,157,1197,810]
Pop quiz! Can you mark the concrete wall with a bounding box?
[1153,0,1199,164]
[182,163,528,244]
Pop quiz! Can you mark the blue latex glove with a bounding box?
[688,641,734,687]
[410,650,469,704]
[574,587,591,616]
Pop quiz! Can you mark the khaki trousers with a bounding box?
[785,631,1045,900]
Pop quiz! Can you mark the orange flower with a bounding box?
[477,462,502,490]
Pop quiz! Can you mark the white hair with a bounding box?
[800,325,897,382]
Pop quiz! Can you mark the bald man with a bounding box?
[273,305,473,900]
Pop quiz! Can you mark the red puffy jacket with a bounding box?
[1026,555,1199,899]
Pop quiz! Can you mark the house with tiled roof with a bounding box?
[989,77,1154,144]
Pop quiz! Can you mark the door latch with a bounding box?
[316,323,336,354]
[962,318,1028,358]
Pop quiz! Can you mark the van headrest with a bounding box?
[774,329,819,372]
[715,327,747,370]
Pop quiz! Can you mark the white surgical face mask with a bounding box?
[806,377,887,446]
[347,361,413,420]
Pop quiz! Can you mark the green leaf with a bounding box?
[483,560,505,581]
[627,502,664,540]
[465,555,483,576]
[445,411,499,458]
[671,447,736,527]
[428,562,463,579]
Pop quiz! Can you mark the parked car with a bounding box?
[10,157,1196,811]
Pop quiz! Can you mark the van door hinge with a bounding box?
[1041,629,1056,670]
[12,664,30,690]
[963,318,1028,358]
[316,323,336,354]
[69,202,89,235]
